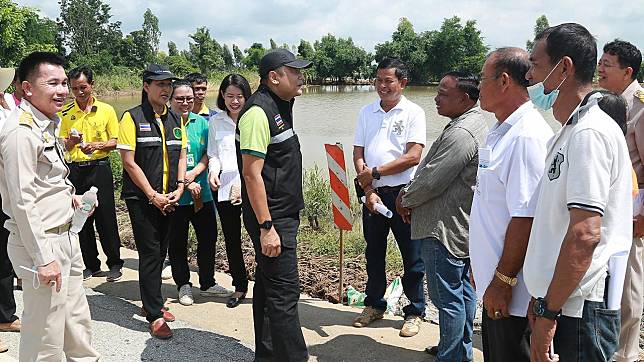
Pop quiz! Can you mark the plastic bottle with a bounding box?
[70,187,98,234]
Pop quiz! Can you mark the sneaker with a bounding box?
[200,284,233,297]
[161,262,172,280]
[106,267,123,282]
[178,284,194,306]
[399,315,422,337]
[352,306,385,327]
[82,269,106,281]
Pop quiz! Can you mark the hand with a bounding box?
[634,215,644,238]
[167,185,184,205]
[260,227,281,257]
[72,195,96,216]
[395,192,411,223]
[209,173,221,191]
[365,192,382,214]
[483,277,512,320]
[187,182,201,200]
[185,170,196,185]
[357,166,374,188]
[80,142,100,154]
[37,260,62,293]
[527,297,537,329]
[530,316,559,362]
[150,192,171,215]
[67,131,83,148]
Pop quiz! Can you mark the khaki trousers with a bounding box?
[615,236,644,362]
[7,229,100,362]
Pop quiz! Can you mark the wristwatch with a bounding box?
[372,166,381,180]
[259,220,273,230]
[533,297,561,320]
[494,269,518,286]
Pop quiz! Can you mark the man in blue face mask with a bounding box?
[523,23,633,362]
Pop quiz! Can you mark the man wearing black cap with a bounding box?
[118,64,187,339]
[236,48,311,361]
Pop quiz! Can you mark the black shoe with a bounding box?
[82,269,106,281]
[106,267,123,282]
[226,292,246,308]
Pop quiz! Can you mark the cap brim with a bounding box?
[145,74,180,81]
[0,68,15,92]
[284,59,312,69]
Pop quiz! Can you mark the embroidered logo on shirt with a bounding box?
[173,127,182,139]
[274,114,285,130]
[139,123,151,132]
[548,152,564,181]
[392,120,405,136]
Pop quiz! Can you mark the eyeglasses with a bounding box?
[173,97,194,103]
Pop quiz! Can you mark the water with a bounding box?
[104,85,560,168]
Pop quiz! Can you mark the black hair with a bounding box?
[603,39,642,81]
[376,58,409,80]
[67,65,94,83]
[591,90,628,136]
[443,71,480,101]
[489,47,530,87]
[170,79,193,99]
[17,51,66,83]
[216,74,252,113]
[185,72,208,84]
[535,23,597,84]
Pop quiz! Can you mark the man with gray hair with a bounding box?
[470,47,553,361]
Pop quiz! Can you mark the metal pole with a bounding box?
[339,229,344,303]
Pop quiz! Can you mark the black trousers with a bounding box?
[125,199,169,322]
[481,307,530,362]
[0,196,17,324]
[68,161,123,271]
[244,212,308,362]
[167,202,217,291]
[215,198,248,293]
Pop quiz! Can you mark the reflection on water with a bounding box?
[104,85,559,168]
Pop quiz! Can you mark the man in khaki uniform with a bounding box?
[598,39,644,362]
[0,52,100,361]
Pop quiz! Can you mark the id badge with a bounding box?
[478,147,491,169]
[477,147,491,198]
[187,153,195,167]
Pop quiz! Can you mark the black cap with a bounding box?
[143,64,179,81]
[259,49,312,78]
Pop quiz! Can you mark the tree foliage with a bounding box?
[187,27,224,74]
[232,44,244,68]
[142,9,160,54]
[243,43,266,70]
[526,15,549,51]
[313,34,371,81]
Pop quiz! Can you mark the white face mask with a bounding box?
[527,58,567,110]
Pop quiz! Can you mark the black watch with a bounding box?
[372,166,381,180]
[259,220,273,230]
[533,297,561,320]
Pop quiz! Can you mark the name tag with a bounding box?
[187,153,195,167]
[478,147,491,169]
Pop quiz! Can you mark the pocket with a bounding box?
[593,307,620,361]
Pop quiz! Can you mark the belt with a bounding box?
[45,222,71,234]
[70,158,110,167]
[374,184,405,194]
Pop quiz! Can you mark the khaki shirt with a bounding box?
[624,80,644,189]
[0,100,75,266]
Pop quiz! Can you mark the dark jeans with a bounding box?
[481,307,530,362]
[422,237,476,362]
[553,299,620,361]
[362,186,425,317]
[243,212,308,362]
[0,200,17,324]
[68,161,123,271]
[167,202,217,291]
[125,199,169,323]
[215,198,248,293]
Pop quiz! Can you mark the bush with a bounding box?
[109,151,123,197]
[302,164,331,229]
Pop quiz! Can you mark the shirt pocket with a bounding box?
[40,145,64,182]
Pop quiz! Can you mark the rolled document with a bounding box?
[360,196,393,218]
[607,251,629,310]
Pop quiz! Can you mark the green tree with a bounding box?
[120,29,152,68]
[243,43,266,69]
[222,44,234,69]
[526,15,549,51]
[297,39,315,59]
[142,9,161,54]
[168,41,178,56]
[313,34,371,81]
[187,27,224,74]
[232,44,244,68]
[375,17,429,82]
[270,38,278,50]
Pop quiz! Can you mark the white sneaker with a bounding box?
[200,284,233,297]
[161,263,172,280]
[178,284,193,306]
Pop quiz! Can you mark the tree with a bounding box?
[526,15,549,51]
[270,38,278,50]
[0,1,59,65]
[297,39,315,59]
[375,17,429,82]
[168,41,178,57]
[243,43,266,69]
[187,27,224,74]
[313,34,371,81]
[232,44,244,68]
[222,44,234,69]
[142,9,160,54]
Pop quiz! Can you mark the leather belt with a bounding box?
[45,222,71,234]
[374,184,405,194]
[70,158,110,167]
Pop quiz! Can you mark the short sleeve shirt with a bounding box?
[469,101,553,317]
[59,98,119,162]
[523,97,633,318]
[238,106,270,159]
[354,95,426,187]
[179,113,212,205]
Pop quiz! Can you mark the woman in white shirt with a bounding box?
[207,74,251,308]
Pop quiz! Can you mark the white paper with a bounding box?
[218,170,241,201]
[607,251,629,310]
[360,196,393,218]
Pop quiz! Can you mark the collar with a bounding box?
[258,84,294,109]
[216,111,236,126]
[445,106,481,129]
[373,95,407,113]
[73,96,97,114]
[489,100,532,135]
[198,104,210,115]
[142,100,168,119]
[621,79,642,100]
[19,99,60,130]
[565,91,602,126]
[184,112,199,125]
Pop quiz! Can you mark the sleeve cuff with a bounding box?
[567,202,605,216]
[240,149,266,159]
[33,249,55,267]
[117,144,134,151]
[509,207,536,218]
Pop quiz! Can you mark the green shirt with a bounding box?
[179,113,213,205]
[238,106,270,159]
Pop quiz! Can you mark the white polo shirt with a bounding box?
[523,95,633,318]
[469,101,553,317]
[353,95,426,187]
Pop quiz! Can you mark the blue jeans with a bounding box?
[362,187,425,317]
[553,298,620,361]
[422,237,475,362]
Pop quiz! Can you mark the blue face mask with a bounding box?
[527,59,567,110]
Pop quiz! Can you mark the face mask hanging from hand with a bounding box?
[527,59,568,110]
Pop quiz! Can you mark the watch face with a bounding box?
[534,300,545,316]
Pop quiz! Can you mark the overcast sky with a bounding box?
[15,0,644,56]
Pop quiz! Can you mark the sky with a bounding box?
[15,0,644,56]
